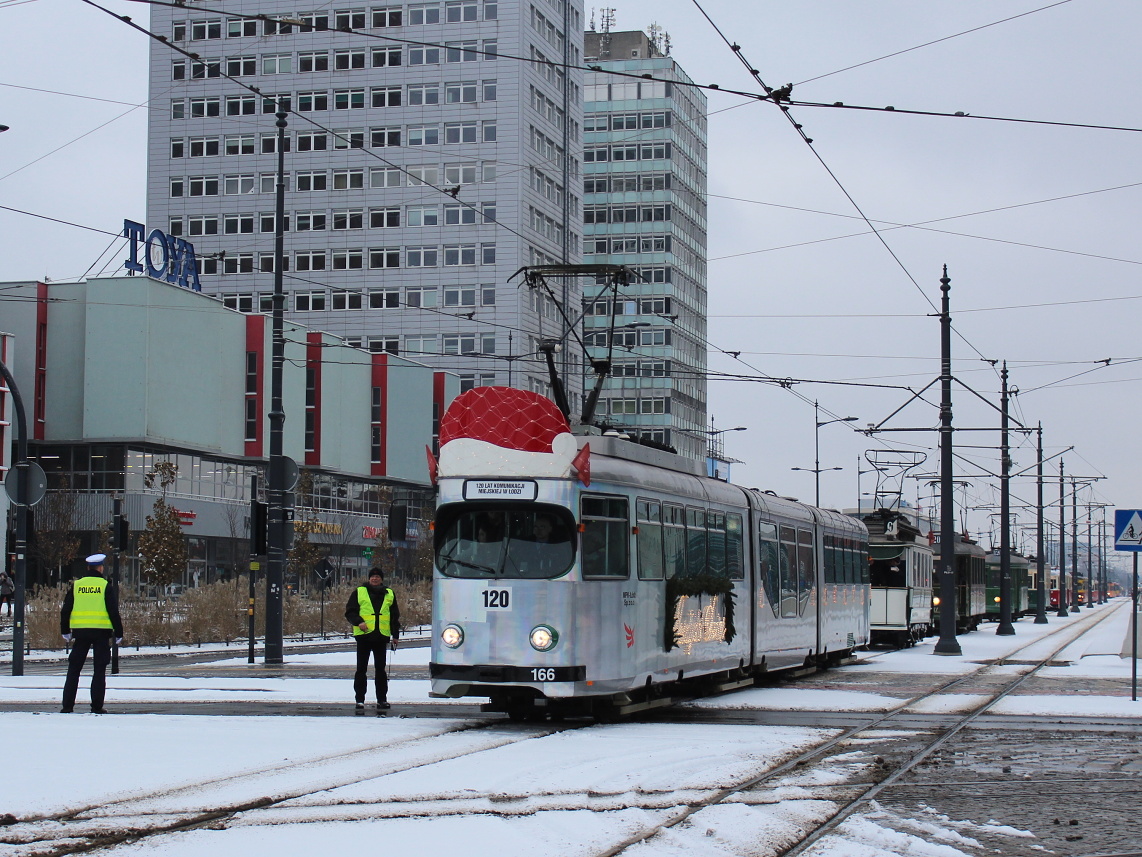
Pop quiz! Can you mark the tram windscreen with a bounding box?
[435,505,576,579]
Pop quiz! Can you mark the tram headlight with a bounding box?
[529,624,558,652]
[441,624,464,649]
[933,596,941,606]
[994,596,1002,603]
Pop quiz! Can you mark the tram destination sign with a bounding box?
[463,480,538,501]
[1114,509,1142,551]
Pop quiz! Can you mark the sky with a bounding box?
[1,1,1140,555]
[1,600,1138,856]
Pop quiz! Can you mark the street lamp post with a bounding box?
[792,401,856,507]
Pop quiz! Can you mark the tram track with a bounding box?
[1,718,590,857]
[595,599,1126,857]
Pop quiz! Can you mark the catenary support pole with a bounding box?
[1057,461,1068,617]
[1071,479,1080,613]
[1034,424,1048,623]
[0,359,29,676]
[997,363,1015,635]
[265,108,289,665]
[1086,504,1095,609]
[935,267,961,655]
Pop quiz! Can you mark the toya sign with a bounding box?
[123,219,201,291]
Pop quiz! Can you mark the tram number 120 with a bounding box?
[482,589,511,609]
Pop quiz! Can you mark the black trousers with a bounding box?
[353,633,390,704]
[62,631,112,710]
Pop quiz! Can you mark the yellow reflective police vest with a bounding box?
[353,586,393,636]
[70,577,113,630]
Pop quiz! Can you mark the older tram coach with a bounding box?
[428,388,870,719]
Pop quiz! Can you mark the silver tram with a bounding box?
[428,388,871,719]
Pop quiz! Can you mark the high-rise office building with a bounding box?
[146,0,585,400]
[582,27,708,460]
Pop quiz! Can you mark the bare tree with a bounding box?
[288,470,323,593]
[33,476,81,585]
[137,462,188,587]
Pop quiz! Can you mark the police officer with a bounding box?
[345,567,400,715]
[60,554,124,714]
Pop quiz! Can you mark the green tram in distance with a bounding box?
[985,550,1032,619]
[862,509,934,647]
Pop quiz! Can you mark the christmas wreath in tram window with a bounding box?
[664,572,736,651]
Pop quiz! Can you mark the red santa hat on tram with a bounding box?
[432,387,589,483]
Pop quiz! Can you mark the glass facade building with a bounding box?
[581,30,708,460]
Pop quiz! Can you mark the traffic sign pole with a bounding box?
[1112,509,1142,702]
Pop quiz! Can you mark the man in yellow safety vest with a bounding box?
[345,567,401,715]
[60,554,124,714]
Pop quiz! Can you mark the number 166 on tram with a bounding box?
[428,388,871,720]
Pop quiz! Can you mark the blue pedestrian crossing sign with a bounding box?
[1114,509,1142,551]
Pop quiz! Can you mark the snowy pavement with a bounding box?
[0,600,1138,857]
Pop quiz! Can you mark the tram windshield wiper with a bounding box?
[438,552,499,577]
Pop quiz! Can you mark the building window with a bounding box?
[334,88,366,109]
[481,243,496,264]
[408,125,439,146]
[368,337,399,354]
[261,93,292,113]
[334,8,366,29]
[189,137,220,157]
[223,254,254,274]
[223,214,254,234]
[228,17,258,37]
[372,7,402,27]
[445,81,478,103]
[332,249,364,270]
[296,211,327,231]
[190,59,222,79]
[406,246,438,267]
[333,128,364,149]
[295,252,328,273]
[369,248,401,269]
[444,203,475,225]
[298,50,329,72]
[226,95,256,116]
[407,83,439,105]
[296,131,328,152]
[443,287,476,307]
[369,207,400,228]
[168,217,183,236]
[334,49,366,70]
[258,254,291,273]
[170,178,185,198]
[225,135,254,155]
[369,288,399,308]
[296,171,328,192]
[404,335,437,356]
[259,212,290,233]
[295,289,328,310]
[297,91,329,112]
[483,79,497,101]
[304,368,317,453]
[172,21,186,41]
[443,244,476,266]
[481,286,496,306]
[445,40,478,62]
[187,215,218,235]
[262,53,293,75]
[370,86,401,107]
[190,97,221,117]
[223,174,255,195]
[407,165,438,186]
[190,18,222,40]
[371,46,402,67]
[405,286,437,307]
[370,127,401,148]
[189,176,220,196]
[170,139,184,158]
[332,209,364,229]
[408,45,440,65]
[408,3,440,24]
[370,386,383,464]
[331,290,363,309]
[332,169,364,189]
[444,122,477,144]
[370,167,402,187]
[444,162,477,184]
[297,12,329,30]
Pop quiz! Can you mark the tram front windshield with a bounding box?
[436,505,575,579]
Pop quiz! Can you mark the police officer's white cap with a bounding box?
[86,553,107,565]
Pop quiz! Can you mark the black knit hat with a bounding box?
[367,567,384,579]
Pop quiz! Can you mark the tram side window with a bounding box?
[636,499,664,580]
[861,541,871,584]
[726,513,744,580]
[779,525,798,618]
[797,529,815,613]
[581,495,629,578]
[663,503,686,579]
[707,511,726,576]
[844,539,856,584]
[686,508,706,576]
[823,534,835,585]
[758,522,780,616]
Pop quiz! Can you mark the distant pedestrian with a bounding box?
[0,569,14,616]
[345,567,400,715]
[60,554,124,714]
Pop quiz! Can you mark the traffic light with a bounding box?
[113,515,129,552]
[388,503,408,542]
[251,499,268,555]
